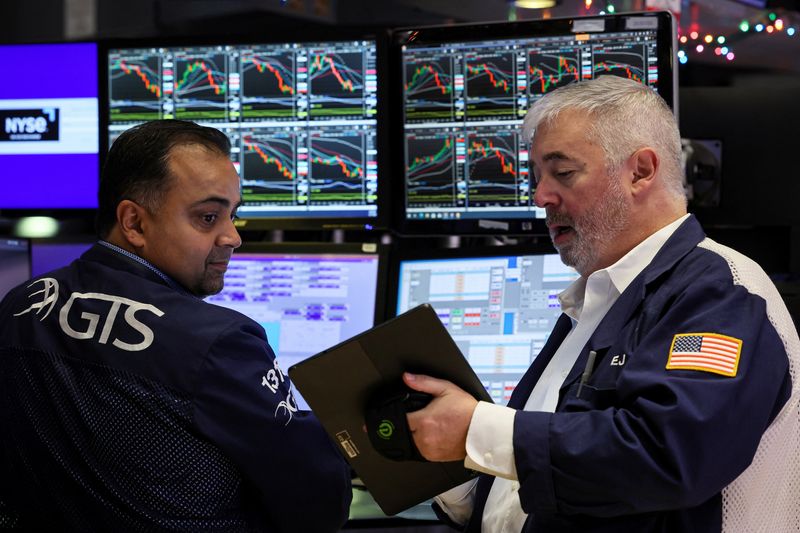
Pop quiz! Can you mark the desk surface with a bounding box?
[348,483,438,522]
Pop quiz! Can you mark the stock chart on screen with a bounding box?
[206,245,383,409]
[398,13,673,230]
[107,40,379,221]
[395,251,579,404]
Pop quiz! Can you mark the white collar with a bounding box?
[558,213,690,320]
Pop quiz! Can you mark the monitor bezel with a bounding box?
[385,241,564,320]
[389,11,677,236]
[0,39,101,215]
[228,240,390,326]
[99,27,392,232]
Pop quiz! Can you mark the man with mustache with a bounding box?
[0,120,352,531]
[403,76,799,531]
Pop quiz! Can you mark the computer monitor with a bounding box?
[0,42,99,209]
[30,239,94,277]
[103,32,386,230]
[205,242,387,409]
[0,239,31,300]
[392,11,677,235]
[391,246,579,404]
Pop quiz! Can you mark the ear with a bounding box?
[116,199,147,249]
[629,147,659,195]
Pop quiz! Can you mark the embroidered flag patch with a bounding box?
[666,333,743,377]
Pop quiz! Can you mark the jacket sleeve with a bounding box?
[191,319,352,532]
[512,279,792,518]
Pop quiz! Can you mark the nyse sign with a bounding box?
[0,108,60,141]
[58,292,164,351]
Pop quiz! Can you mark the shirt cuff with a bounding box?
[464,401,517,480]
[433,477,479,526]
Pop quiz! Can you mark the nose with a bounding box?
[532,176,559,209]
[220,218,242,249]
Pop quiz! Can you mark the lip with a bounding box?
[549,225,575,246]
[208,261,229,272]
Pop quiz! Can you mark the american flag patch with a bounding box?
[666,333,743,377]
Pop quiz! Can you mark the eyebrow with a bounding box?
[541,151,576,163]
[192,196,243,210]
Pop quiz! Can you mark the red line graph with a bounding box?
[311,55,355,92]
[470,138,516,177]
[409,138,452,173]
[177,61,225,95]
[312,154,363,179]
[594,62,643,83]
[245,138,294,180]
[406,64,451,95]
[250,58,295,95]
[467,63,509,92]
[118,60,161,97]
[529,56,579,93]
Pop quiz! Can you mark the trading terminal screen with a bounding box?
[396,253,578,404]
[206,250,382,409]
[399,13,671,225]
[107,40,379,221]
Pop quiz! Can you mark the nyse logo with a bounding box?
[0,108,59,141]
[58,292,164,352]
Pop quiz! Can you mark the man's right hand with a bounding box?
[403,372,478,462]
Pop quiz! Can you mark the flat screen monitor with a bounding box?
[205,242,387,409]
[0,238,31,300]
[392,11,677,235]
[104,34,385,230]
[0,42,99,209]
[392,246,579,404]
[30,239,94,277]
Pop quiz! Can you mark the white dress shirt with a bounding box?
[436,214,689,532]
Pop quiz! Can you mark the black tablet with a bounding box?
[288,303,492,515]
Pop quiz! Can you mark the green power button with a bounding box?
[377,420,394,440]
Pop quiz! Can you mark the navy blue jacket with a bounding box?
[0,244,352,531]
[463,216,793,532]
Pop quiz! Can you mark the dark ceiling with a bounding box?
[2,0,799,81]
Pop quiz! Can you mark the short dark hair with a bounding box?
[96,119,232,238]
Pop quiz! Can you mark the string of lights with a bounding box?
[577,0,798,64]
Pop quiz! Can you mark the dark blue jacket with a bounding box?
[0,243,352,532]
[464,216,794,532]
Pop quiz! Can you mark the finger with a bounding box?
[403,372,452,396]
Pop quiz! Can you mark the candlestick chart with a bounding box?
[308,132,371,205]
[174,53,228,120]
[404,57,454,122]
[466,131,522,208]
[241,132,300,205]
[308,51,366,118]
[406,133,458,208]
[591,43,647,84]
[241,51,296,119]
[108,55,163,122]
[464,52,516,119]
[527,49,581,97]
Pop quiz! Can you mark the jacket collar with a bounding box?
[508,214,706,405]
[81,242,195,298]
[585,214,705,350]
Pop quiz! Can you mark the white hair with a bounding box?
[522,75,686,204]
